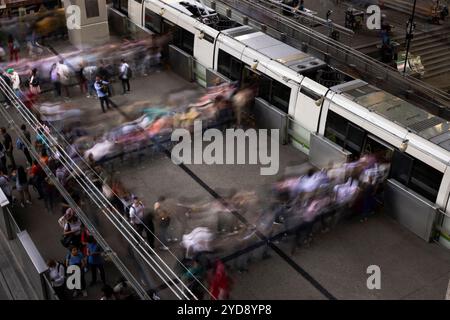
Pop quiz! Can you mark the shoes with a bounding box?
[82,290,88,297]
[172,238,178,242]
[25,200,32,205]
[20,203,25,208]
[86,95,91,98]
[159,246,169,251]
[72,290,79,298]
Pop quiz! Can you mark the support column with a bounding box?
[63,0,110,49]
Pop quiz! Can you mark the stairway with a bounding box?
[382,0,435,20]
[409,27,450,78]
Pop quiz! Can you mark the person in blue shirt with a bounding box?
[65,246,87,297]
[86,236,106,286]
[94,76,111,113]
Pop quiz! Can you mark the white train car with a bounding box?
[115,0,450,247]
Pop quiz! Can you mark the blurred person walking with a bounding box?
[50,63,61,97]
[129,195,145,236]
[18,124,33,166]
[82,64,97,98]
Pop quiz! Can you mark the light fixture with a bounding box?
[160,8,165,16]
[198,31,204,39]
[399,139,409,152]
[315,96,324,107]
[251,60,258,70]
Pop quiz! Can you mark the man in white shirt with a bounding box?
[129,195,145,236]
[6,68,20,94]
[56,60,71,98]
[119,58,131,95]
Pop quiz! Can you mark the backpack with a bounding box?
[126,65,132,79]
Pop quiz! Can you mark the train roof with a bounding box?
[332,80,450,153]
[162,0,216,17]
[222,25,326,74]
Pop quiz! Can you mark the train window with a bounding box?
[271,80,291,113]
[85,0,100,18]
[172,27,194,56]
[145,9,161,33]
[300,86,321,101]
[325,110,347,142]
[218,50,232,78]
[345,124,366,155]
[181,29,195,56]
[217,50,242,81]
[409,160,443,202]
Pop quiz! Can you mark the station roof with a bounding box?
[331,79,450,152]
[222,25,326,74]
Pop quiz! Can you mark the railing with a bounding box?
[0,190,59,300]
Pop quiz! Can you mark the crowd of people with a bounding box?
[0,17,394,300]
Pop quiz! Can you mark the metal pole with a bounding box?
[403,0,417,75]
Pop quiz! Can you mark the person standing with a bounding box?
[0,170,12,203]
[129,195,145,236]
[97,60,112,96]
[47,259,66,300]
[50,63,61,97]
[28,68,41,96]
[94,76,111,113]
[0,69,12,108]
[119,59,131,95]
[1,127,16,171]
[65,246,87,297]
[12,166,32,207]
[143,210,156,250]
[86,236,106,286]
[19,124,33,166]
[56,60,71,98]
[82,64,97,98]
[7,68,20,96]
[0,142,7,173]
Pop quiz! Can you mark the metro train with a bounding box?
[115,0,450,247]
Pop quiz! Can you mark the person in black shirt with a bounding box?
[0,69,12,108]
[282,0,300,16]
[1,127,15,170]
[20,124,33,166]
[0,142,7,173]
